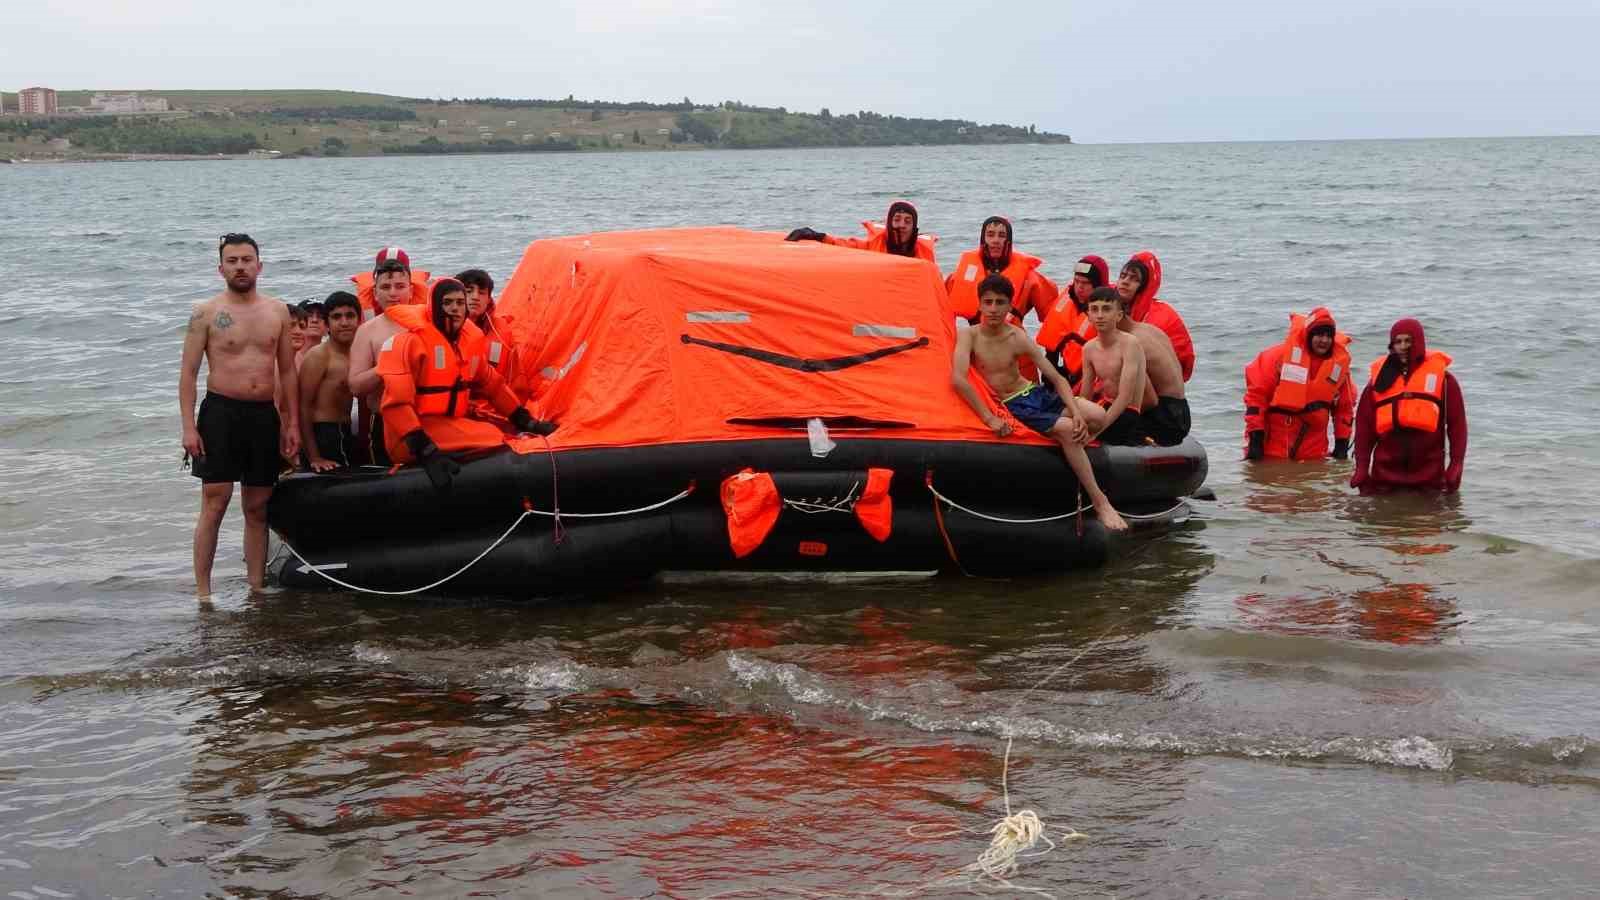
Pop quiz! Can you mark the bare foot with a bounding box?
[1095,499,1130,532]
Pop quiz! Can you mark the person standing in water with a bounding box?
[297,292,361,472]
[178,233,301,598]
[1243,307,1355,461]
[785,200,938,264]
[1351,318,1466,494]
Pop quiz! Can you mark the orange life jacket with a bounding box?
[350,270,432,321]
[383,305,488,418]
[1035,291,1096,377]
[857,221,938,263]
[1369,350,1452,436]
[1269,313,1352,417]
[946,249,1041,323]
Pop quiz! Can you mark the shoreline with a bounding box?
[5,141,1072,165]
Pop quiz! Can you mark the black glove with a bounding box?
[785,227,826,242]
[403,429,460,491]
[1332,437,1350,460]
[1246,430,1265,461]
[509,408,557,436]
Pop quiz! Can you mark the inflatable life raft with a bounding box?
[270,228,1207,594]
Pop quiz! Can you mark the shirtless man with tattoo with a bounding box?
[346,247,418,466]
[179,233,301,598]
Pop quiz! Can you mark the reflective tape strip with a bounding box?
[488,341,503,365]
[1290,346,1303,364]
[852,324,917,339]
[1329,363,1343,382]
[686,311,751,323]
[963,264,979,282]
[434,346,446,369]
[379,335,395,352]
[1281,363,1309,385]
[540,341,589,381]
[1424,373,1437,393]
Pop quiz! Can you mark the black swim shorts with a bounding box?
[190,391,282,487]
[1095,407,1147,447]
[1143,396,1192,447]
[312,421,355,469]
[366,408,391,467]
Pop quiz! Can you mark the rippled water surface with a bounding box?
[2,139,1599,898]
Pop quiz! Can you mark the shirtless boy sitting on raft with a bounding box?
[952,274,1129,532]
[297,291,361,471]
[1074,286,1150,447]
[1114,291,1190,446]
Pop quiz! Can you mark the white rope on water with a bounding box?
[277,486,693,596]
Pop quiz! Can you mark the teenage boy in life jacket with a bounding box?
[784,200,938,264]
[456,267,523,430]
[1036,255,1109,385]
[178,233,301,598]
[1116,253,1196,382]
[297,292,362,472]
[347,248,423,466]
[376,279,555,491]
[945,216,1059,325]
[1351,318,1466,494]
[1116,294,1190,446]
[1243,307,1355,461]
[1072,287,1150,448]
[951,274,1129,532]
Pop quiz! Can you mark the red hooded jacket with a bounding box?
[1351,318,1467,493]
[1122,251,1195,381]
[1242,307,1355,460]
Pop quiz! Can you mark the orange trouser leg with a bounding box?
[386,415,510,464]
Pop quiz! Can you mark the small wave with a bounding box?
[496,659,594,693]
[351,642,392,665]
[723,652,1459,772]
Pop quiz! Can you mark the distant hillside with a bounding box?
[0,89,1068,160]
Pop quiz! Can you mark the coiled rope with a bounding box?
[276,485,694,596]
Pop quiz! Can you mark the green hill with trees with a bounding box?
[0,90,1068,160]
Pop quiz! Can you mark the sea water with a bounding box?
[1,139,1598,897]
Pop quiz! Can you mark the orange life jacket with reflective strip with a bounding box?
[1269,314,1352,417]
[946,249,1041,323]
[1369,351,1452,436]
[1035,292,1096,378]
[386,306,488,419]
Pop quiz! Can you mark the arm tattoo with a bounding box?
[214,311,235,330]
[188,309,206,332]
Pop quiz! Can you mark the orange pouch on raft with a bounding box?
[854,467,894,542]
[721,469,781,558]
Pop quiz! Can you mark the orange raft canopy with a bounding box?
[493,226,1047,451]
[270,228,1208,593]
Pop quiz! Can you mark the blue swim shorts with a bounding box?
[1002,383,1067,435]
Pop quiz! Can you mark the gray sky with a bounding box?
[6,0,1599,142]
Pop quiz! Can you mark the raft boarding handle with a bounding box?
[924,474,1189,524]
[276,484,695,596]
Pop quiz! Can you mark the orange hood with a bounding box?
[492,227,1048,450]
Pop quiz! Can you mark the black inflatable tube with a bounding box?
[269,436,1208,552]
[272,486,1191,594]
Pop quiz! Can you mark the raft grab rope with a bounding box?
[277,484,694,596]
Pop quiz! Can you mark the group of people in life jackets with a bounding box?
[790,200,1468,502]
